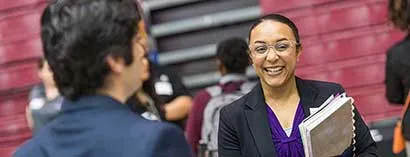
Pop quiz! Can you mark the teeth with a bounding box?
[264,66,283,75]
[265,67,283,72]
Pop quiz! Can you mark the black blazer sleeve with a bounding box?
[335,84,378,156]
[385,51,404,104]
[218,107,241,157]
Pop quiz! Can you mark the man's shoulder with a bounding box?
[127,117,183,140]
[131,118,180,132]
[13,135,45,157]
[94,116,186,154]
[127,121,189,154]
[100,111,180,137]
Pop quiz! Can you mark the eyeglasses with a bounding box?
[250,40,300,57]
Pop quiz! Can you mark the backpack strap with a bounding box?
[239,81,256,94]
[206,81,255,97]
[205,85,222,97]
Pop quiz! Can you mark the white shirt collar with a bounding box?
[219,73,248,85]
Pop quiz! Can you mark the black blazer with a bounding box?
[386,34,410,140]
[385,34,410,104]
[218,78,378,157]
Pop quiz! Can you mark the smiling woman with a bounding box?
[248,20,301,89]
[217,14,378,157]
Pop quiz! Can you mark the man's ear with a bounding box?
[106,55,125,74]
[217,59,229,75]
[217,59,223,72]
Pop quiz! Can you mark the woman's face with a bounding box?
[248,20,301,88]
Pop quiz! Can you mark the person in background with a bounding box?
[126,60,164,121]
[26,57,63,134]
[128,19,193,126]
[127,59,191,125]
[13,0,191,156]
[185,37,254,155]
[141,33,192,128]
[386,0,410,154]
[126,17,163,121]
[218,14,377,157]
[150,61,193,129]
[127,79,164,121]
[386,0,410,105]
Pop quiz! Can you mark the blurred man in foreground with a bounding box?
[14,0,191,156]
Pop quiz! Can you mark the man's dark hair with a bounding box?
[40,0,141,100]
[248,13,301,47]
[216,37,249,74]
[389,0,410,30]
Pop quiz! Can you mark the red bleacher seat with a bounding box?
[0,129,31,147]
[0,93,28,117]
[301,23,403,45]
[289,1,387,37]
[352,88,402,122]
[0,146,18,157]
[0,37,42,65]
[299,64,402,122]
[0,94,32,148]
[0,117,29,135]
[261,0,340,13]
[0,11,42,44]
[0,62,39,93]
[0,1,45,153]
[0,0,45,12]
[0,117,29,129]
[298,30,403,66]
[298,60,385,89]
[0,97,31,146]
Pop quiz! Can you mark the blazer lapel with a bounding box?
[244,78,322,156]
[296,77,319,118]
[244,82,277,157]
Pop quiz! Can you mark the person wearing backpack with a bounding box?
[185,37,255,156]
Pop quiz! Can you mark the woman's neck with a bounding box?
[261,76,299,107]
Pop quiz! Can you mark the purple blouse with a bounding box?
[265,102,305,157]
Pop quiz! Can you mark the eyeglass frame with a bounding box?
[248,40,301,57]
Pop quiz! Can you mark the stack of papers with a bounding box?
[299,93,355,157]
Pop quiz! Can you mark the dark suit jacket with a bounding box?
[386,34,410,140]
[14,95,192,157]
[218,78,378,157]
[385,34,410,104]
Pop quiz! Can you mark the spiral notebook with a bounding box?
[298,93,355,157]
